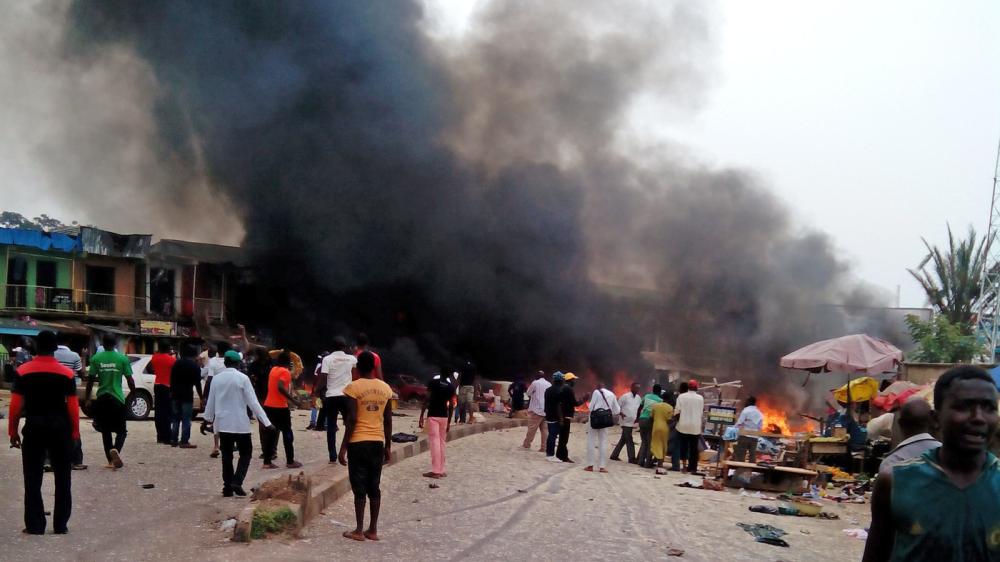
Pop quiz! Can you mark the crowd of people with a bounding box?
[8,332,1000,558]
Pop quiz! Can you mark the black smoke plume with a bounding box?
[63,1,891,401]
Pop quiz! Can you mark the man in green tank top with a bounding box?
[863,365,1000,561]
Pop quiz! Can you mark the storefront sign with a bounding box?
[140,320,177,336]
[707,405,737,425]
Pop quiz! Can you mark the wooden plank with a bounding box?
[772,466,818,476]
[724,461,760,469]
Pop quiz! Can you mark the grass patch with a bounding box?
[251,506,297,539]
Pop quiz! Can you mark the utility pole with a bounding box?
[975,136,1000,362]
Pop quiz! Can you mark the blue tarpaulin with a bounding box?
[0,228,80,252]
[988,365,1000,390]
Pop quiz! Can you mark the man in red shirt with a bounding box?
[9,330,80,534]
[354,333,383,380]
[261,351,302,469]
[147,343,176,444]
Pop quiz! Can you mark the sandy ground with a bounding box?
[238,422,870,562]
[0,403,870,562]
[0,402,424,562]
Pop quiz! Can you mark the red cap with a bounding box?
[688,379,698,390]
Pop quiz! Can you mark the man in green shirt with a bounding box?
[635,383,664,468]
[863,366,1000,561]
[84,335,135,470]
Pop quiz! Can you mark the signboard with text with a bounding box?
[140,320,177,336]
[707,405,737,425]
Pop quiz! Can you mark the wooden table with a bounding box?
[721,461,819,493]
[807,440,849,465]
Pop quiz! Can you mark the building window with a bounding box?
[86,265,116,312]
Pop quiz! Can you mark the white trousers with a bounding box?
[586,426,609,469]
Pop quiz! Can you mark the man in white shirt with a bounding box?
[202,350,273,497]
[54,338,87,470]
[611,382,642,463]
[584,382,621,473]
[521,371,551,451]
[673,379,705,474]
[733,396,764,463]
[316,337,358,463]
[202,342,231,459]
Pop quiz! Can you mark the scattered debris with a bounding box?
[219,518,238,532]
[702,478,724,491]
[799,529,810,535]
[329,519,350,528]
[412,499,420,503]
[843,528,868,540]
[517,489,527,493]
[141,483,155,489]
[429,483,440,489]
[666,547,685,556]
[736,523,789,547]
[392,432,418,443]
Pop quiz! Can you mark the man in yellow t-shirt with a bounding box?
[338,351,393,542]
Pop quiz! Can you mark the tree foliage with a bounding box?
[905,314,983,363]
[0,211,74,231]
[907,224,992,333]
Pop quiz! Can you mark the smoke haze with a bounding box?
[10,1,893,405]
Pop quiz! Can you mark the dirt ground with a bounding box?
[0,402,870,562]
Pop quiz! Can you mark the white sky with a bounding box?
[646,1,1000,308]
[4,0,1000,308]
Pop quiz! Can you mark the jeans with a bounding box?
[262,407,295,464]
[219,432,252,491]
[545,421,560,457]
[21,419,72,533]
[556,420,571,461]
[72,438,84,466]
[610,426,636,463]
[153,385,173,443]
[323,396,350,461]
[636,418,653,468]
[522,412,548,449]
[586,426,609,469]
[426,417,448,474]
[171,400,194,444]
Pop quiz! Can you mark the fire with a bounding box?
[755,396,816,435]
[571,370,634,412]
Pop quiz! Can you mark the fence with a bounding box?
[0,284,223,321]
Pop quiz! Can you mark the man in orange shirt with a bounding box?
[339,351,393,542]
[9,330,80,534]
[261,351,302,469]
[147,343,176,444]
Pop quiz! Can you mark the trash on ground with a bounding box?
[843,528,869,540]
[141,483,155,489]
[666,547,685,556]
[429,483,440,489]
[737,523,790,547]
[219,518,237,532]
[391,432,418,443]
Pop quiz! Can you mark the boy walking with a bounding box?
[338,352,393,541]
[261,352,302,469]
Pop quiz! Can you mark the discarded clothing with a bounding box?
[737,523,789,547]
[391,432,418,443]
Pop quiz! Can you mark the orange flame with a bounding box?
[755,396,817,435]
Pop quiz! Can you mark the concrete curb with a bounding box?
[233,417,532,541]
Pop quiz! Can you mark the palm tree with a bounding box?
[908,225,993,333]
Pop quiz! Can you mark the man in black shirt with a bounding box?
[419,372,456,478]
[557,373,580,462]
[170,343,203,448]
[508,377,527,418]
[9,330,79,534]
[544,372,565,462]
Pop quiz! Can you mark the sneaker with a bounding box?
[170,442,179,447]
[545,456,561,463]
[286,461,303,469]
[232,487,247,497]
[222,488,233,498]
[109,448,124,469]
[72,464,88,471]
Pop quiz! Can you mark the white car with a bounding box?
[80,354,202,421]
